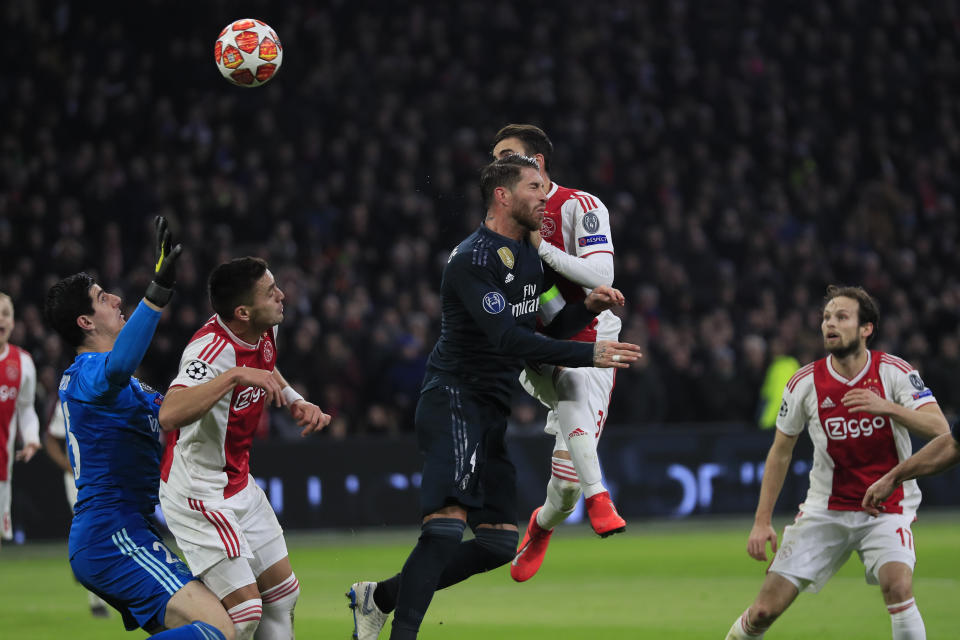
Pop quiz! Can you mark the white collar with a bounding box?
[215,315,260,350]
[827,350,871,386]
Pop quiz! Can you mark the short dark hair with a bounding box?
[824,285,880,345]
[45,273,96,348]
[480,155,541,209]
[209,257,268,321]
[492,124,553,173]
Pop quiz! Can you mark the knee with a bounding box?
[475,528,519,569]
[881,576,913,604]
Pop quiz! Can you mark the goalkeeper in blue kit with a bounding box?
[44,217,235,640]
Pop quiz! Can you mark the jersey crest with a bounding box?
[540,216,556,239]
[497,247,515,269]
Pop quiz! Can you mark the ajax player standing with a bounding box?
[491,124,625,582]
[159,257,329,640]
[0,291,40,548]
[725,286,948,640]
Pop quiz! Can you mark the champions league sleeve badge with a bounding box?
[185,360,209,381]
[482,292,507,314]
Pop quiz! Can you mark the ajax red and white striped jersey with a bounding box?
[0,344,39,482]
[541,182,620,342]
[778,350,937,515]
[161,316,278,500]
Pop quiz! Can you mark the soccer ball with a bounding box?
[214,19,283,87]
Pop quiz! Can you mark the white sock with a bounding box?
[554,370,605,498]
[889,598,925,640]
[724,609,765,639]
[537,464,582,530]
[227,598,263,640]
[255,573,299,639]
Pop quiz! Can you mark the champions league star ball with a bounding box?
[214,19,283,87]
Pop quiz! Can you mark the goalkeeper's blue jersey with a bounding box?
[58,301,164,554]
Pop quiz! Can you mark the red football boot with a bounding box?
[510,507,553,582]
[585,491,626,537]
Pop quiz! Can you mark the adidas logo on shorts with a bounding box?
[568,427,588,438]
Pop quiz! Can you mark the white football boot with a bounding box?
[347,581,388,640]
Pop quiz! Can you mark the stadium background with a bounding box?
[4,1,960,535]
[4,2,960,638]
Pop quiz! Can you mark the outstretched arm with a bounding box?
[104,216,183,385]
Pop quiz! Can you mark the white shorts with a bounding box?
[159,476,285,576]
[0,480,10,540]
[769,507,917,594]
[519,364,615,452]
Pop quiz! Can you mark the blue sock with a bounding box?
[150,621,226,639]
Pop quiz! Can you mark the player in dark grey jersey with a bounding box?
[347,155,641,640]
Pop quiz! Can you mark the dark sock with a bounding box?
[374,574,400,614]
[377,528,518,615]
[436,528,518,588]
[389,518,465,639]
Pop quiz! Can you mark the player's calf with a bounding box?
[472,527,519,570]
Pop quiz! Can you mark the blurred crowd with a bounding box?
[2,0,960,439]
